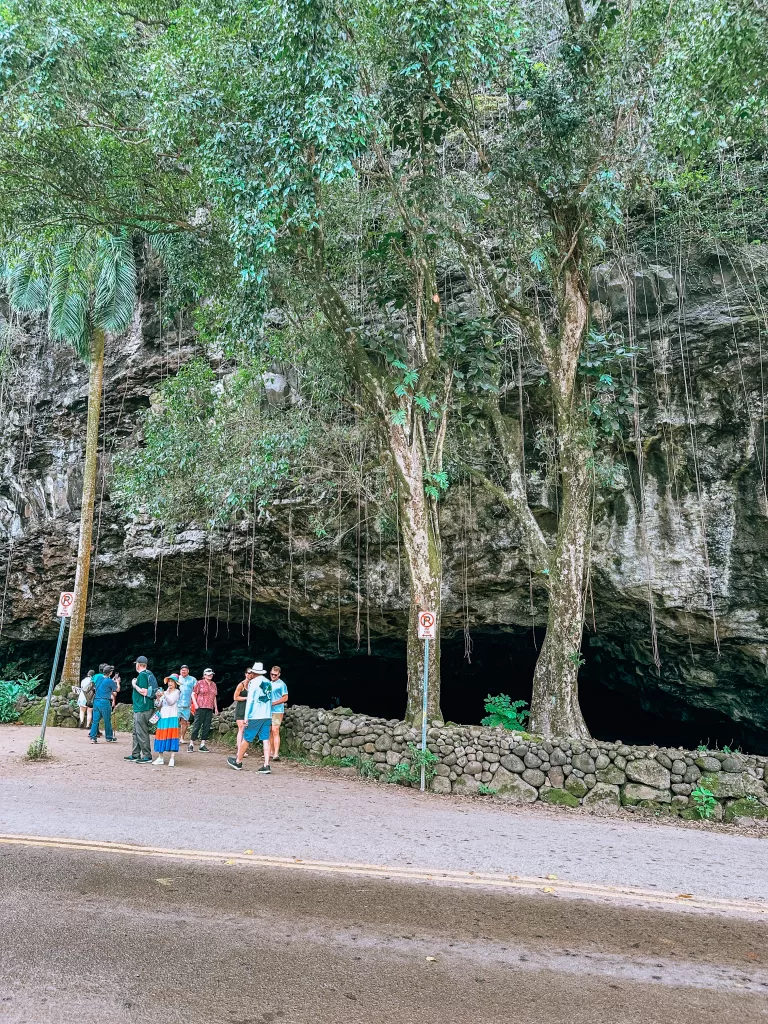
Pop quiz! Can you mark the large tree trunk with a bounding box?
[60,328,105,688]
[529,264,592,739]
[528,421,592,739]
[389,427,443,726]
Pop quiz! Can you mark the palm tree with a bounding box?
[7,231,137,687]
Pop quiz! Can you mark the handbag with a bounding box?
[149,711,160,725]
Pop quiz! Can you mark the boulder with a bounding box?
[430,776,451,794]
[112,705,135,733]
[522,768,546,788]
[695,756,722,773]
[699,772,744,800]
[453,775,481,795]
[625,760,671,790]
[540,788,580,808]
[19,702,46,727]
[596,765,626,786]
[622,783,672,805]
[724,798,768,823]
[564,775,588,799]
[499,753,526,773]
[741,773,768,804]
[572,752,596,774]
[492,770,539,804]
[582,783,621,810]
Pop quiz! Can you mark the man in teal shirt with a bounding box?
[124,655,156,763]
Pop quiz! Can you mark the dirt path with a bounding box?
[2,725,767,906]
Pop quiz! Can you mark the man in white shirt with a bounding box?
[227,662,273,774]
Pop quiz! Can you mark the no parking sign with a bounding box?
[57,592,75,618]
[417,610,436,640]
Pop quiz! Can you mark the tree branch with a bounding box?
[481,396,550,571]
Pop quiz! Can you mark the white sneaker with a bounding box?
[152,756,164,765]
[188,743,194,752]
[168,757,175,767]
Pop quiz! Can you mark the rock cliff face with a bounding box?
[1,252,767,746]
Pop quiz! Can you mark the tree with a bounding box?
[388,0,646,738]
[6,232,137,686]
[148,0,523,722]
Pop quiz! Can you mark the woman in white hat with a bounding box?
[232,664,256,753]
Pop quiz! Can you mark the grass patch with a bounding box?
[26,738,50,761]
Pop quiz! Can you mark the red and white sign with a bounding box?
[417,610,436,640]
[57,591,75,618]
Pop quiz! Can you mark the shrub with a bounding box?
[481,694,530,731]
[691,785,717,820]
[0,675,42,724]
[387,744,439,786]
[358,756,377,779]
[26,738,50,761]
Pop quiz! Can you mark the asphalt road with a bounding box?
[2,842,768,1024]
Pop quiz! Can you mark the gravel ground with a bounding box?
[2,725,767,904]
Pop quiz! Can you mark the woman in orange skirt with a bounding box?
[153,675,181,766]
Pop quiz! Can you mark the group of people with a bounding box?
[77,656,288,774]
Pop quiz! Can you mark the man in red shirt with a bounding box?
[189,668,218,752]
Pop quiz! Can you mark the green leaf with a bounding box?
[94,234,136,333]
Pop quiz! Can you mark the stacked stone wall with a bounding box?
[15,694,768,823]
[281,705,768,823]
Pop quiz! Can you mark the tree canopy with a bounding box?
[1,0,766,734]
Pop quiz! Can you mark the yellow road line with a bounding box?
[1,832,765,917]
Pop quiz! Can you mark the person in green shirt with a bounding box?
[124,655,157,763]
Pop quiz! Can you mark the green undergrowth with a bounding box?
[0,676,43,724]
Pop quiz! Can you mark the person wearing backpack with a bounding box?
[124,655,158,763]
[77,670,95,730]
[88,664,119,744]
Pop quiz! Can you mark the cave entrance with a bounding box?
[73,617,768,754]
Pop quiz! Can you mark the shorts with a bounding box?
[243,718,272,743]
[271,713,284,726]
[235,701,246,722]
[178,706,191,722]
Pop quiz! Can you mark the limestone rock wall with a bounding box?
[2,251,768,740]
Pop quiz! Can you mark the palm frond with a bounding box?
[7,252,49,312]
[49,290,90,361]
[94,233,137,333]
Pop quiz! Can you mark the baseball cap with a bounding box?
[135,655,148,665]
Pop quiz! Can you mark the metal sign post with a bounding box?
[417,611,436,792]
[40,593,74,745]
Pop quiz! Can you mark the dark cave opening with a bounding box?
[55,616,768,754]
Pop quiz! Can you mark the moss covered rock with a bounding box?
[19,702,46,726]
[723,798,768,823]
[541,788,580,807]
[112,704,135,733]
[699,772,745,800]
[564,775,588,799]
